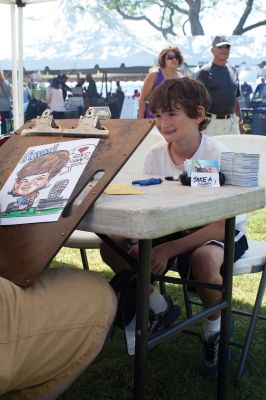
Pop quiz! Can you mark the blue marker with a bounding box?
[132,178,163,186]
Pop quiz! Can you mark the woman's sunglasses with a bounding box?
[165,54,178,60]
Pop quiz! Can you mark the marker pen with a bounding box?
[165,176,179,181]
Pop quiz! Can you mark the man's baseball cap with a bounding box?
[212,36,230,47]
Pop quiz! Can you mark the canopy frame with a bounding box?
[0,0,56,129]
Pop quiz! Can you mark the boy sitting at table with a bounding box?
[100,77,248,378]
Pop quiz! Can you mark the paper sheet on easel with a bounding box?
[0,138,99,225]
[104,184,144,195]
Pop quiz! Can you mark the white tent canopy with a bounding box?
[0,0,56,129]
[0,1,265,129]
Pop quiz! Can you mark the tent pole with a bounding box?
[10,1,25,131]
[11,3,19,130]
[17,3,24,128]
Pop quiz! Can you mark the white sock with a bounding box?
[149,289,168,315]
[203,317,221,340]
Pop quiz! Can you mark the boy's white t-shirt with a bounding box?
[143,133,246,233]
[143,133,227,176]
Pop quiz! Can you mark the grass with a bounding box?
[53,208,266,400]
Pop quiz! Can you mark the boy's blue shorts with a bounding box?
[149,229,248,280]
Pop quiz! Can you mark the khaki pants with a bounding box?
[203,114,240,136]
[0,268,117,399]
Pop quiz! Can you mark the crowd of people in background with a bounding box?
[1,42,266,130]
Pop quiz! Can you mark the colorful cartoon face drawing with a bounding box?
[9,150,69,199]
[0,139,100,225]
[13,172,51,196]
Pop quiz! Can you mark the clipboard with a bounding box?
[0,117,154,286]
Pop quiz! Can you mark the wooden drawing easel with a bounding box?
[0,117,154,286]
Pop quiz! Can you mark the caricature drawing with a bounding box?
[0,138,100,225]
[5,151,69,213]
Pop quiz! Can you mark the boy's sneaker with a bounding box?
[148,295,181,336]
[125,295,181,355]
[201,317,234,379]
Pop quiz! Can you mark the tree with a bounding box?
[101,0,266,37]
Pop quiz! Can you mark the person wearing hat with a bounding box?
[196,36,246,136]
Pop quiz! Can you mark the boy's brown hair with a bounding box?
[149,77,211,131]
[16,150,69,182]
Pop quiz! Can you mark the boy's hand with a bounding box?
[128,243,139,260]
[150,244,171,276]
[129,243,170,276]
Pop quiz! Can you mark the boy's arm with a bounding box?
[166,220,225,257]
[150,220,225,275]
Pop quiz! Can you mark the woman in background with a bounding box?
[46,77,66,119]
[138,46,184,118]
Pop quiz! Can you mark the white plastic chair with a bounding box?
[64,231,101,270]
[182,134,266,378]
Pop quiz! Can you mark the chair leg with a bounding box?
[80,249,89,270]
[235,267,266,379]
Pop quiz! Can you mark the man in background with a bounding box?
[196,36,246,135]
[58,74,72,101]
[254,77,266,100]
[240,81,253,108]
[0,70,12,135]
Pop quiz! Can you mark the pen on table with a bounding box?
[165,176,179,181]
[131,178,163,186]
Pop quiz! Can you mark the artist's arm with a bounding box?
[130,220,225,275]
[138,71,157,118]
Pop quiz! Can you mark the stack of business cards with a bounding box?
[220,152,260,186]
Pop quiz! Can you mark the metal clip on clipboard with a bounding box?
[20,108,109,138]
[63,108,109,138]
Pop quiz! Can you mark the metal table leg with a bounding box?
[133,239,152,400]
[217,217,235,400]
